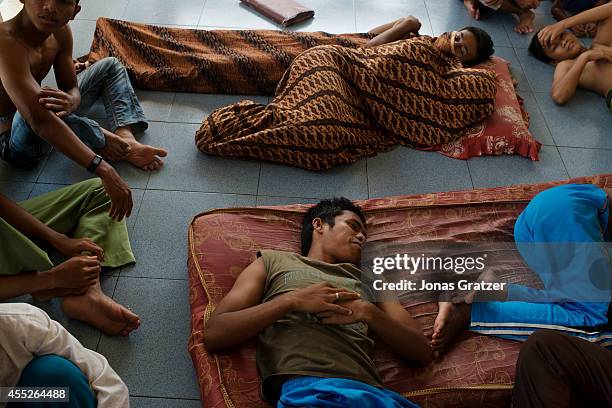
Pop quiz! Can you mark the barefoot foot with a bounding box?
[463,0,481,19]
[515,10,535,34]
[431,301,471,358]
[62,284,140,336]
[101,130,131,161]
[124,141,167,171]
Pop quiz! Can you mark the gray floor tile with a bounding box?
[97,277,200,399]
[367,147,473,197]
[355,0,433,36]
[259,160,368,199]
[535,91,612,149]
[124,0,206,26]
[559,147,612,178]
[30,183,72,197]
[130,397,201,408]
[199,0,279,29]
[0,181,33,201]
[494,46,529,92]
[123,189,255,279]
[427,1,511,47]
[69,19,97,59]
[517,51,554,93]
[169,94,267,124]
[256,195,320,206]
[503,12,556,49]
[37,147,150,189]
[520,92,554,146]
[468,145,569,188]
[135,91,176,122]
[76,0,129,21]
[146,123,261,194]
[286,0,356,34]
[0,157,46,183]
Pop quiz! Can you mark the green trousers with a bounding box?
[0,178,135,275]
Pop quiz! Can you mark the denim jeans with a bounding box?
[4,57,148,169]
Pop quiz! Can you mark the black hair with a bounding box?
[300,197,366,256]
[528,30,552,63]
[462,26,494,66]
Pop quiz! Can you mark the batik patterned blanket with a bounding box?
[195,37,497,170]
[84,18,374,95]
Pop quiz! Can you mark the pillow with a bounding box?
[425,56,541,161]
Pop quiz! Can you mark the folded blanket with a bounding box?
[195,37,497,170]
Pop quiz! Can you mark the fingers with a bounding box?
[332,291,361,302]
[328,303,353,315]
[39,87,66,98]
[82,240,104,260]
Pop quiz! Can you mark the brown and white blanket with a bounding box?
[84,19,497,170]
[195,37,497,170]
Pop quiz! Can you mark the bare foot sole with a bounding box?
[124,142,167,171]
[515,10,535,34]
[431,301,471,358]
[61,285,141,336]
[463,0,480,19]
[101,130,131,161]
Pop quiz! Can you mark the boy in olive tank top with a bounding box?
[203,198,432,407]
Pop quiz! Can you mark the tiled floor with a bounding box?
[2,0,611,405]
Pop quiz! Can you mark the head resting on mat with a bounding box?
[434,26,494,66]
[301,198,367,265]
[20,0,81,34]
[529,29,586,63]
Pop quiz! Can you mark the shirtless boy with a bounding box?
[529,2,612,109]
[0,0,167,195]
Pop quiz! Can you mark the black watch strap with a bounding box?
[87,154,103,173]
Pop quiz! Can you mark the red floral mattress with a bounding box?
[188,174,612,407]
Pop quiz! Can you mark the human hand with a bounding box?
[396,15,421,34]
[570,24,587,37]
[38,86,79,118]
[74,60,91,73]
[538,23,566,47]
[48,255,100,289]
[585,23,597,38]
[284,282,361,315]
[53,235,104,261]
[97,163,133,221]
[315,299,373,325]
[586,48,612,63]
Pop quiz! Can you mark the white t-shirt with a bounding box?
[0,303,129,408]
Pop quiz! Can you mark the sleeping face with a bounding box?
[434,30,479,63]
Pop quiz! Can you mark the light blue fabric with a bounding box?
[277,376,419,408]
[11,354,96,408]
[5,57,147,169]
[471,184,611,346]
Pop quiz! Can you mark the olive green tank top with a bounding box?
[256,250,382,403]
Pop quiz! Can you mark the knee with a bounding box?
[519,330,564,365]
[96,57,126,76]
[20,355,84,387]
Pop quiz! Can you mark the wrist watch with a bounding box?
[87,154,103,173]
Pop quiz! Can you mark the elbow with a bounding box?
[550,88,569,106]
[551,93,568,106]
[202,328,222,354]
[202,318,227,354]
[26,112,55,136]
